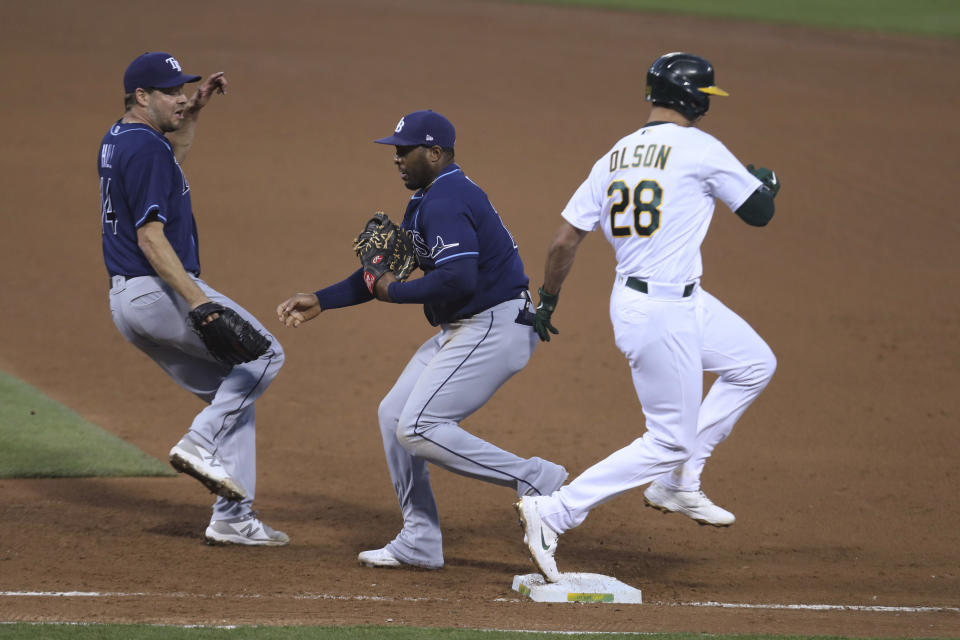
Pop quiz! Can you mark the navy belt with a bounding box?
[626,277,695,298]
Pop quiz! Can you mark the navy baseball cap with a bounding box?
[375,110,456,148]
[123,52,201,93]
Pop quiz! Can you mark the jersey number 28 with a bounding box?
[607,179,662,238]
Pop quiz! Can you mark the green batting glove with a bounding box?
[747,164,780,198]
[534,286,560,342]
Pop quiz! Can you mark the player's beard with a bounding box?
[158,111,184,134]
[401,156,431,191]
[146,99,184,134]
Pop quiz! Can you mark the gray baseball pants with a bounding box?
[108,274,283,521]
[377,296,568,568]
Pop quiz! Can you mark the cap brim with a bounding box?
[699,85,729,97]
[374,134,422,146]
[153,73,202,89]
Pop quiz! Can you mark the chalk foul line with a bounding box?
[2,591,957,614]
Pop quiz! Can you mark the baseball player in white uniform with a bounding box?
[516,52,780,581]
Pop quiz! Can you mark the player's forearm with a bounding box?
[314,268,374,310]
[542,222,587,294]
[137,222,208,308]
[167,116,199,164]
[542,247,576,294]
[388,259,477,304]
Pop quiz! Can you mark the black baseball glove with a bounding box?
[353,212,417,293]
[188,302,271,366]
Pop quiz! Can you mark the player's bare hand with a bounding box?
[277,293,321,328]
[187,72,227,113]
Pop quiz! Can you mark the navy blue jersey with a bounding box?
[398,164,528,324]
[98,121,200,277]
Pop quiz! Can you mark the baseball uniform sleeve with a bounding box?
[388,258,478,304]
[419,197,481,267]
[560,157,607,232]
[123,143,176,227]
[315,268,375,310]
[701,139,762,213]
[386,196,482,303]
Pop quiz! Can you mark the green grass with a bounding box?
[0,370,173,477]
[0,626,949,640]
[508,0,960,38]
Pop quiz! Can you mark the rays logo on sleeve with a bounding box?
[410,229,429,257]
[429,235,460,259]
[409,230,461,263]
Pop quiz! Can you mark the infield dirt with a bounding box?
[1,1,958,636]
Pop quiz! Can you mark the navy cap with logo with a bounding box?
[123,52,202,94]
[374,110,456,149]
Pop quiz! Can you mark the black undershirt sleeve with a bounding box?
[734,187,776,227]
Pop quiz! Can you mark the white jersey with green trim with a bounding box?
[560,122,761,284]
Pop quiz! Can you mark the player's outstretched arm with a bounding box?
[542,221,588,295]
[277,293,321,328]
[534,221,589,342]
[168,72,228,164]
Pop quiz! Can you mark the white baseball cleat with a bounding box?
[357,547,403,568]
[357,546,443,569]
[169,437,246,502]
[643,482,735,527]
[204,512,289,546]
[515,496,562,583]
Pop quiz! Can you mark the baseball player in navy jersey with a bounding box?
[516,53,780,581]
[100,52,288,546]
[277,110,568,569]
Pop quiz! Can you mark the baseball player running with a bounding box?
[99,52,288,546]
[277,110,568,570]
[516,53,780,581]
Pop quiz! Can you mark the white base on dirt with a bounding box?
[512,573,642,604]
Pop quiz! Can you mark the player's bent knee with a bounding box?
[724,345,776,389]
[395,428,417,452]
[395,412,439,452]
[645,433,691,462]
[750,346,777,388]
[762,349,777,381]
[378,398,401,433]
[396,421,423,455]
[268,342,285,367]
[395,417,420,450]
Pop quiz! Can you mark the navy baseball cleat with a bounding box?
[169,437,246,502]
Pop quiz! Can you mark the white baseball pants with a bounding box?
[538,275,775,534]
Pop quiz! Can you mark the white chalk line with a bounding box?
[0,591,436,603]
[670,600,960,614]
[2,591,957,614]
